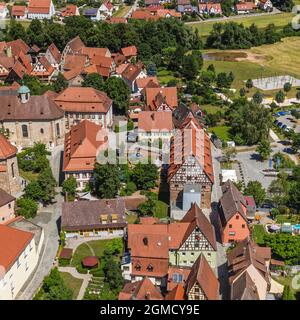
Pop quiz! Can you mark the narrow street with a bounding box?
[210,144,230,300]
[17,148,64,300]
[16,190,63,300]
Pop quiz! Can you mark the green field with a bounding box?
[190,12,295,38]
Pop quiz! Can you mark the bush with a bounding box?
[58,258,71,267]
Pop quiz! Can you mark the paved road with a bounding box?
[185,9,283,25]
[210,144,229,300]
[16,190,63,300]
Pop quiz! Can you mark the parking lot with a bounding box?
[274,112,300,134]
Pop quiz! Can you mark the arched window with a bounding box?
[22,125,28,138]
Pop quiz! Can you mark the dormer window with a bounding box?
[135,262,141,271]
[147,264,153,272]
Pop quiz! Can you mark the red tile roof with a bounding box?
[131,9,160,20]
[145,87,178,111]
[63,120,106,172]
[168,116,214,183]
[107,17,127,24]
[136,76,159,90]
[28,0,51,14]
[80,47,110,59]
[167,266,191,291]
[138,111,173,132]
[0,224,34,272]
[11,5,26,17]
[185,254,219,300]
[0,134,17,160]
[236,2,256,10]
[156,9,182,18]
[55,87,112,113]
[6,39,30,57]
[165,284,185,300]
[61,4,78,17]
[121,46,137,58]
[121,62,144,82]
[47,43,61,64]
[119,277,164,300]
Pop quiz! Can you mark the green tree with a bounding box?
[239,87,246,97]
[103,77,130,114]
[244,181,266,206]
[132,163,158,190]
[275,90,285,103]
[138,192,158,216]
[62,176,77,200]
[35,268,73,300]
[282,285,294,300]
[229,100,272,145]
[288,182,300,213]
[16,197,38,219]
[181,51,203,80]
[283,82,292,93]
[252,91,263,104]
[246,79,253,90]
[37,167,57,204]
[53,73,68,93]
[256,139,272,161]
[103,257,123,290]
[5,20,27,42]
[291,133,300,153]
[24,181,45,202]
[93,163,120,198]
[82,73,104,91]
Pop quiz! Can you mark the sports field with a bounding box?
[189,12,295,38]
[203,37,300,96]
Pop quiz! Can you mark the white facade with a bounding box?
[0,5,8,19]
[99,3,114,20]
[0,230,44,300]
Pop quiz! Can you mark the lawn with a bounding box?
[113,5,132,18]
[201,104,225,114]
[19,169,39,182]
[252,224,266,244]
[126,213,138,224]
[190,12,295,38]
[208,126,231,141]
[71,240,111,268]
[59,272,83,300]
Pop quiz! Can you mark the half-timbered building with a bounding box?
[185,254,219,300]
[168,115,214,218]
[169,203,217,269]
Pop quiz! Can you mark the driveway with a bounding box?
[16,190,63,300]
